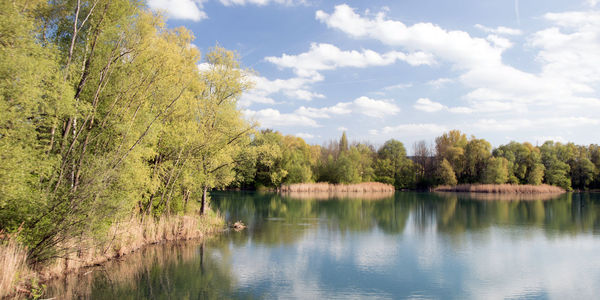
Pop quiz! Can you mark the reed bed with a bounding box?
[1,213,224,298]
[280,182,395,193]
[42,213,224,279]
[283,191,395,201]
[434,184,565,194]
[435,191,564,201]
[0,232,35,299]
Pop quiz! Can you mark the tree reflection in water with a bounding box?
[46,191,600,298]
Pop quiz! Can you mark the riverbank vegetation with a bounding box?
[234,130,600,192]
[280,182,395,193]
[434,184,565,194]
[0,0,252,296]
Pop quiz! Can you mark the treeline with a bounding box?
[1,0,253,267]
[232,130,600,191]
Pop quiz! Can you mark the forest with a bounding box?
[235,129,600,192]
[1,0,600,296]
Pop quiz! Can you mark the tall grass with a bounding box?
[282,191,394,200]
[1,213,224,298]
[280,182,395,193]
[0,232,34,298]
[42,212,224,279]
[434,184,565,194]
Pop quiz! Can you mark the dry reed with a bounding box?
[1,213,223,298]
[434,184,565,194]
[435,191,564,201]
[280,182,395,193]
[283,191,395,201]
[0,232,35,298]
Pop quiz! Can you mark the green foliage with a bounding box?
[463,137,492,182]
[374,139,414,189]
[540,142,572,191]
[484,157,509,184]
[437,159,457,186]
[435,130,467,177]
[0,1,253,265]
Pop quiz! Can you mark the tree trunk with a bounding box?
[201,186,208,215]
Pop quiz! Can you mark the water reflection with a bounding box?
[46,241,242,299]
[214,191,600,237]
[46,192,600,299]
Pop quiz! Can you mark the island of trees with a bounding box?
[1,0,600,297]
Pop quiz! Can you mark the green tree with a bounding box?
[540,141,572,190]
[374,139,414,189]
[483,157,509,184]
[435,130,468,178]
[463,137,491,182]
[437,158,457,186]
[194,46,255,214]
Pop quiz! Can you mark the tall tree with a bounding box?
[194,46,255,214]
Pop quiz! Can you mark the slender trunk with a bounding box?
[64,0,81,80]
[183,188,190,212]
[201,186,208,215]
[47,122,56,154]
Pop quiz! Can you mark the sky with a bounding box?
[148,0,600,151]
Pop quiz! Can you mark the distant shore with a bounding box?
[279,182,395,193]
[433,184,565,194]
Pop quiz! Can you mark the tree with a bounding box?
[437,159,457,186]
[464,137,491,182]
[339,131,349,153]
[435,130,468,178]
[374,139,414,189]
[484,157,509,184]
[540,141,572,190]
[194,46,255,214]
[413,140,435,187]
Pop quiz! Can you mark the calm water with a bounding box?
[47,192,600,299]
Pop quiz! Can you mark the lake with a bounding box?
[47,191,600,299]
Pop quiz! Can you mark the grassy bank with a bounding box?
[434,184,565,194]
[0,213,223,299]
[280,182,395,193]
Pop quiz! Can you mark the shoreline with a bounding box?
[279,182,395,193]
[433,184,565,194]
[2,213,224,299]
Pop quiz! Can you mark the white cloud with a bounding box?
[295,133,314,139]
[379,123,448,136]
[338,126,348,131]
[427,78,453,88]
[265,43,434,78]
[243,108,320,128]
[473,117,600,131]
[414,98,445,112]
[475,24,523,36]
[586,0,599,7]
[317,4,600,117]
[147,0,207,21]
[413,98,473,114]
[239,73,324,107]
[486,34,513,50]
[296,96,399,119]
[353,96,400,117]
[316,5,503,68]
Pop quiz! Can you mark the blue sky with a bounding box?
[149,0,600,151]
